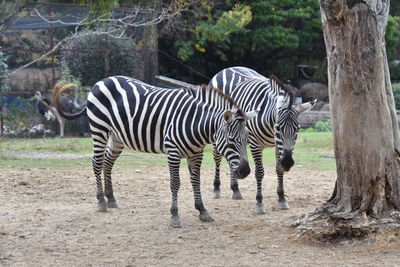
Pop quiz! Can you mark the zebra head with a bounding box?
[273,78,317,172]
[215,107,258,179]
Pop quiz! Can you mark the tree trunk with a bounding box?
[320,0,400,217]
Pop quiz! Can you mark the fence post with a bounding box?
[104,35,110,77]
[48,3,56,87]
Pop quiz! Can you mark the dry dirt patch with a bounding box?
[1,166,400,266]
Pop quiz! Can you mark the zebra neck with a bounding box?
[198,106,221,145]
[194,87,231,110]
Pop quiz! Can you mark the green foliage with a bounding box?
[314,120,332,132]
[78,0,119,17]
[251,1,320,50]
[235,0,324,77]
[160,0,325,83]
[386,16,400,80]
[386,16,400,61]
[60,60,82,87]
[392,83,400,110]
[61,34,143,86]
[176,4,252,61]
[300,127,315,133]
[299,120,332,133]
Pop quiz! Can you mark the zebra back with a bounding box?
[86,76,246,157]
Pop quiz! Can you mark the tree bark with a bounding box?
[320,0,400,217]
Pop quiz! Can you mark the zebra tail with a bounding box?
[51,81,87,120]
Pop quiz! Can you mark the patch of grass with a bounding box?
[0,138,92,154]
[0,132,336,171]
[0,156,90,170]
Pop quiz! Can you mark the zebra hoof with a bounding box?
[278,201,289,210]
[199,212,214,222]
[212,190,221,199]
[97,202,107,212]
[232,191,243,200]
[170,216,182,228]
[107,200,118,208]
[256,203,266,214]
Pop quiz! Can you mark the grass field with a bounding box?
[0,132,335,171]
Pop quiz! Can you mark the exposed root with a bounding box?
[290,203,400,243]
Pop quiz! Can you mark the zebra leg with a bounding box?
[92,133,109,212]
[251,146,266,214]
[276,149,289,210]
[188,153,214,222]
[212,145,222,198]
[231,174,243,199]
[168,152,182,228]
[103,134,124,209]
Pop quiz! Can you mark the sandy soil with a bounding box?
[1,163,400,266]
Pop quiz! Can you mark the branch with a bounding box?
[9,28,123,76]
[10,2,189,75]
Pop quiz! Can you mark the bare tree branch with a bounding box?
[7,1,189,75]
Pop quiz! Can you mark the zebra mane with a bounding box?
[270,75,296,106]
[187,84,246,119]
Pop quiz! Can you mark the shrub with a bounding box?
[314,120,332,132]
[61,34,143,86]
[393,83,400,110]
[60,60,81,87]
[3,96,56,138]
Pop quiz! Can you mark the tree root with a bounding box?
[290,203,400,243]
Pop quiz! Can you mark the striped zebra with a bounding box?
[210,67,316,213]
[52,77,258,227]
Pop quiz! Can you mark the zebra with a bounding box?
[209,66,316,214]
[52,76,258,228]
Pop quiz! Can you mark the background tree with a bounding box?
[159,0,400,86]
[159,0,325,84]
[0,0,187,76]
[294,0,400,240]
[0,51,10,136]
[60,35,143,86]
[386,15,400,80]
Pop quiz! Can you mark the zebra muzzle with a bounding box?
[234,159,251,179]
[280,149,294,172]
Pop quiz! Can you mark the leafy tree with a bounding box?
[392,83,400,109]
[386,16,400,60]
[159,0,325,84]
[386,16,400,80]
[245,0,324,79]
[175,4,252,61]
[390,1,400,16]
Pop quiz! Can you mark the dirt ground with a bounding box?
[1,162,400,266]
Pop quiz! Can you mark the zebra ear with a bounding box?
[295,99,317,114]
[244,109,259,120]
[223,110,234,123]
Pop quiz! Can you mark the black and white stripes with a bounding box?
[210,67,316,213]
[54,76,258,227]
